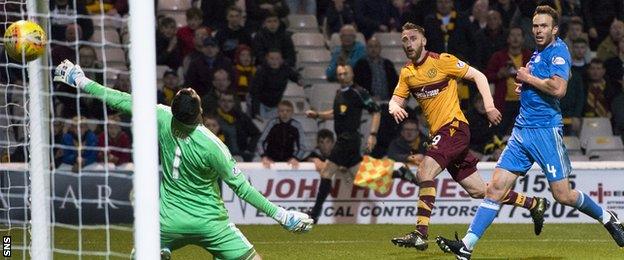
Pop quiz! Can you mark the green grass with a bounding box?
[2,224,622,259]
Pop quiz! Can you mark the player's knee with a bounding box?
[416,157,438,181]
[468,188,486,199]
[552,189,576,206]
[485,184,506,202]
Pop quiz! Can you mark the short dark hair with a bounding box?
[402,22,425,34]
[336,59,349,68]
[572,38,588,45]
[202,113,219,121]
[533,5,559,27]
[185,7,203,20]
[227,5,243,14]
[159,16,176,28]
[218,89,237,99]
[263,10,279,21]
[401,119,419,129]
[567,19,584,28]
[509,25,523,34]
[590,58,604,65]
[171,88,201,125]
[266,48,282,55]
[317,129,334,141]
[278,100,294,109]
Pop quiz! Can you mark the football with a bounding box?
[3,20,46,62]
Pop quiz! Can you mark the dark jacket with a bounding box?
[560,65,587,118]
[215,26,253,60]
[156,31,182,69]
[353,57,398,101]
[604,56,624,83]
[185,54,234,98]
[422,12,475,65]
[474,28,508,70]
[246,0,289,29]
[386,135,426,163]
[199,0,234,29]
[250,64,301,107]
[258,118,308,161]
[353,0,393,39]
[252,27,296,67]
[217,109,261,162]
[325,3,355,35]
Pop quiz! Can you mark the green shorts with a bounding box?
[161,223,256,260]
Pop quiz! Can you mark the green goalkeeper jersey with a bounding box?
[84,81,278,233]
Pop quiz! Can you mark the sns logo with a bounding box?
[3,236,10,257]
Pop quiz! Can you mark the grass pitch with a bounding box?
[2,224,622,259]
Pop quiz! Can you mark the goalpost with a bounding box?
[1,0,159,259]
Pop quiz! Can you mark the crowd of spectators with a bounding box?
[1,0,623,169]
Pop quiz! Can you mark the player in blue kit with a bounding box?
[435,6,624,259]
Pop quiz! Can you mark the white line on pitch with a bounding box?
[253,238,612,244]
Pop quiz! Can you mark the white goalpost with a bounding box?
[27,0,52,258]
[1,0,160,259]
[127,0,160,259]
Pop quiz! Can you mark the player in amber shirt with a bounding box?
[389,23,548,251]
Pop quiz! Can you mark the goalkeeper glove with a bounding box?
[54,59,89,89]
[272,207,313,233]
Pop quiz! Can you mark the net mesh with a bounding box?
[1,0,135,258]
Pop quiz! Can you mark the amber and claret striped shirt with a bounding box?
[393,52,470,134]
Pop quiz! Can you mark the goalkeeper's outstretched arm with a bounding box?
[54,60,134,114]
[211,147,313,233]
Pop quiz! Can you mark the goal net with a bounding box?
[0,0,158,259]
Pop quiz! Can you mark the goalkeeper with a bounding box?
[54,60,313,260]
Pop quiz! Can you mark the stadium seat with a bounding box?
[96,47,127,68]
[318,120,334,133]
[304,133,317,150]
[585,135,624,159]
[92,14,123,29]
[590,153,624,161]
[580,117,613,147]
[306,83,339,111]
[287,15,319,33]
[328,32,366,50]
[293,115,318,136]
[563,136,582,156]
[121,31,130,45]
[568,154,590,161]
[283,82,305,98]
[90,27,121,44]
[297,49,331,67]
[381,48,406,64]
[156,65,170,79]
[158,0,192,11]
[301,66,328,85]
[292,32,326,49]
[373,32,402,47]
[282,82,309,114]
[105,70,129,85]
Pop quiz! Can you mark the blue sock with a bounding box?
[574,190,606,222]
[462,198,500,250]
